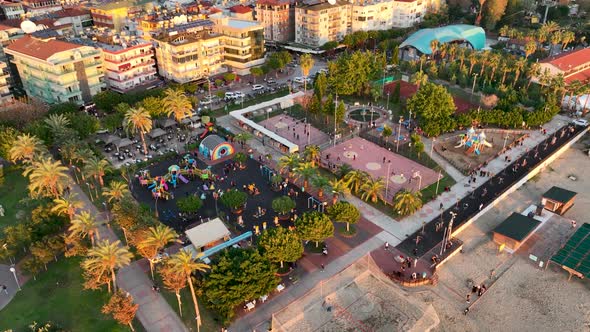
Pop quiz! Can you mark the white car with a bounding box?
[224,92,235,100]
[252,84,265,91]
[234,91,245,99]
[293,77,305,84]
[572,119,588,127]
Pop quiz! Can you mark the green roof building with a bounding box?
[399,24,486,55]
[492,213,541,252]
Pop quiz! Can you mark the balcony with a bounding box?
[104,52,154,64]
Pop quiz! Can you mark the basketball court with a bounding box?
[321,137,439,201]
[259,114,330,151]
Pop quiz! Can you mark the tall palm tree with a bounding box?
[467,51,478,75]
[478,51,490,77]
[447,44,458,62]
[429,39,439,59]
[102,181,130,203]
[160,263,187,315]
[524,41,537,60]
[561,30,575,51]
[24,158,70,199]
[293,161,317,190]
[168,250,210,332]
[9,134,45,164]
[278,153,301,177]
[52,192,83,221]
[83,240,132,292]
[512,58,527,86]
[311,175,330,199]
[329,178,349,204]
[360,176,385,203]
[163,88,193,123]
[44,113,70,136]
[299,53,315,94]
[549,31,562,56]
[392,189,423,216]
[457,47,466,68]
[84,157,112,187]
[343,170,369,193]
[303,145,321,167]
[527,62,541,89]
[487,53,501,82]
[124,107,152,155]
[411,71,428,90]
[138,224,178,279]
[69,211,102,246]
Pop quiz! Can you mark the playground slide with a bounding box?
[178,174,189,184]
[199,129,209,139]
[481,141,493,148]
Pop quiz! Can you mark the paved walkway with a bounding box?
[0,264,20,310]
[230,234,384,332]
[68,179,188,332]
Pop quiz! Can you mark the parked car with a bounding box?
[252,84,265,91]
[267,78,276,84]
[234,91,245,99]
[224,92,235,100]
[293,77,305,84]
[572,119,588,127]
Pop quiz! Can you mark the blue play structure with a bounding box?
[199,231,253,260]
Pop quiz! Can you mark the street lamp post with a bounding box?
[435,170,442,195]
[430,138,436,158]
[396,116,404,152]
[102,202,110,224]
[387,92,390,110]
[334,94,338,146]
[10,266,21,291]
[385,162,392,198]
[85,182,93,201]
[503,134,510,150]
[471,74,478,103]
[417,173,423,191]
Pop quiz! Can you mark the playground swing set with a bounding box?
[455,127,493,155]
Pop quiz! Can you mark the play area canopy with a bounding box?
[114,138,133,149]
[148,128,166,139]
[550,223,590,279]
[199,134,234,161]
[185,218,230,249]
[400,24,486,55]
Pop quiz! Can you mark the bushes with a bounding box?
[177,196,203,213]
[220,189,247,211]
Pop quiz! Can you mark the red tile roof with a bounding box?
[256,0,291,5]
[208,7,222,14]
[5,35,82,60]
[541,48,590,71]
[0,23,14,31]
[564,69,590,84]
[229,5,252,13]
[53,8,91,18]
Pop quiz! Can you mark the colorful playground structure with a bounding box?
[455,127,493,155]
[139,157,214,199]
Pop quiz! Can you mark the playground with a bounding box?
[321,137,439,201]
[259,114,330,150]
[434,128,525,172]
[131,153,318,232]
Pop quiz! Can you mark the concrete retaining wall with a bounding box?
[452,127,589,237]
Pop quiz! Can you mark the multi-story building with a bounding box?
[138,12,205,41]
[0,1,25,20]
[0,24,24,97]
[228,5,253,20]
[535,48,590,86]
[52,8,93,35]
[0,58,12,105]
[89,0,154,32]
[21,0,62,16]
[295,0,351,48]
[255,0,294,43]
[351,0,395,32]
[153,20,225,83]
[392,0,435,28]
[211,16,265,75]
[5,35,106,104]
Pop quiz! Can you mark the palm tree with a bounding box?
[499,61,511,86]
[24,158,70,199]
[561,30,575,51]
[411,71,428,90]
[567,80,583,110]
[163,88,193,123]
[524,41,537,60]
[138,224,178,279]
[168,250,210,332]
[478,51,490,77]
[84,157,112,187]
[52,192,83,221]
[512,58,527,86]
[83,240,132,293]
[392,189,423,216]
[527,62,541,89]
[293,161,317,190]
[549,31,562,56]
[69,211,102,246]
[299,53,315,94]
[124,107,152,155]
[102,181,130,203]
[311,176,330,199]
[9,134,45,164]
[429,39,439,59]
[343,170,369,193]
[360,176,385,203]
[44,113,70,136]
[303,145,321,167]
[447,44,458,62]
[487,53,501,82]
[278,153,301,177]
[329,178,349,205]
[467,51,478,75]
[457,48,466,68]
[160,263,187,315]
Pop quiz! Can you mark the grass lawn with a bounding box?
[0,257,142,332]
[209,89,290,117]
[0,166,32,229]
[156,275,222,331]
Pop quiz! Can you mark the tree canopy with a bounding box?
[407,82,456,137]
[258,227,303,268]
[295,211,334,247]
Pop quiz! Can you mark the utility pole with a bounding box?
[396,116,403,152]
[334,93,338,146]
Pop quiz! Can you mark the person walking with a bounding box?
[466,294,470,303]
[320,264,325,272]
[1,285,7,294]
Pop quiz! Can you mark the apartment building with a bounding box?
[5,35,106,104]
[392,0,434,28]
[0,1,25,20]
[255,0,294,43]
[295,0,351,48]
[21,0,62,16]
[153,20,225,83]
[228,5,253,20]
[0,24,23,99]
[78,30,158,93]
[89,0,154,32]
[138,13,205,41]
[351,0,395,31]
[0,58,12,105]
[211,16,265,75]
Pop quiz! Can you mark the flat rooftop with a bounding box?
[493,212,541,242]
[226,18,260,29]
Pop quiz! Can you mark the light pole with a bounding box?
[502,134,510,150]
[102,202,110,224]
[417,173,423,191]
[85,182,93,201]
[385,161,392,198]
[430,138,435,158]
[71,166,79,183]
[471,73,478,103]
[387,92,390,110]
[10,266,21,291]
[435,170,442,196]
[334,93,338,146]
[396,116,404,152]
[440,211,457,256]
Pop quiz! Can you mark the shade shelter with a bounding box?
[185,218,231,252]
[492,212,541,253]
[550,223,590,281]
[542,186,577,215]
[148,128,166,139]
[159,118,176,128]
[114,138,133,150]
[102,134,120,145]
[199,134,235,161]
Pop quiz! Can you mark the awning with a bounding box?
[185,218,230,249]
[114,138,133,148]
[148,128,166,139]
[159,118,176,128]
[190,115,201,121]
[103,135,120,145]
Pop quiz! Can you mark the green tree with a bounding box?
[67,113,100,139]
[335,100,346,126]
[124,107,152,155]
[303,145,321,167]
[83,156,112,187]
[272,196,296,216]
[343,169,369,193]
[313,72,328,101]
[407,82,456,137]
[382,125,393,145]
[299,54,315,93]
[9,133,45,164]
[137,224,178,279]
[293,161,317,190]
[177,195,203,213]
[233,152,248,168]
[392,190,423,216]
[163,88,193,123]
[83,240,133,292]
[220,189,247,211]
[203,248,279,323]
[138,96,165,117]
[327,201,360,232]
[250,67,264,83]
[295,211,334,247]
[223,72,237,83]
[311,175,330,198]
[483,0,508,29]
[24,158,70,199]
[258,227,303,268]
[102,181,130,203]
[69,211,102,247]
[360,176,385,203]
[0,125,20,160]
